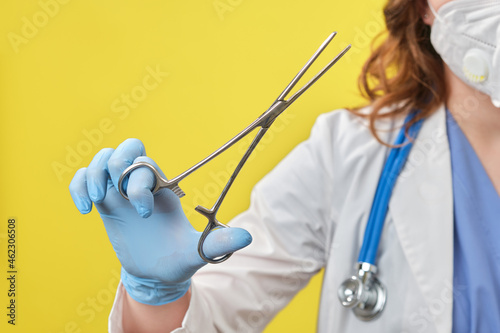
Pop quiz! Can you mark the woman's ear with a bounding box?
[419,0,435,26]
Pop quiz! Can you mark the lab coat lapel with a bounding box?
[388,105,454,333]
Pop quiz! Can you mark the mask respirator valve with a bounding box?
[463,48,490,84]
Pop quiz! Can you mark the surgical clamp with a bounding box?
[118,32,351,264]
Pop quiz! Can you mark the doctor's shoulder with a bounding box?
[252,104,411,213]
[304,104,407,170]
[290,103,446,199]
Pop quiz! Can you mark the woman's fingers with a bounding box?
[200,227,253,261]
[127,156,161,218]
[85,148,115,203]
[70,138,146,214]
[69,148,114,213]
[69,168,93,214]
[107,138,146,190]
[126,156,182,217]
[70,138,176,218]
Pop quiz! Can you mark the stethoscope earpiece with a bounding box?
[338,262,387,321]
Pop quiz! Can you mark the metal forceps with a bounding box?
[118,32,351,264]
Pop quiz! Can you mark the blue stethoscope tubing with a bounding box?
[337,110,424,321]
[358,111,424,264]
[338,110,424,321]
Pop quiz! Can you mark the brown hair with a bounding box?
[352,0,446,145]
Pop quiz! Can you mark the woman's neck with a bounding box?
[445,65,500,194]
[445,66,500,140]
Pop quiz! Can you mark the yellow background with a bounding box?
[0,0,386,331]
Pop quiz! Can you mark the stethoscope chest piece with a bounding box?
[337,262,387,321]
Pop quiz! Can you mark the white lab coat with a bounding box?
[108,104,454,333]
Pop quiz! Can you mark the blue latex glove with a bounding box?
[69,139,252,305]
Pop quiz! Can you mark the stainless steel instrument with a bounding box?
[118,32,351,264]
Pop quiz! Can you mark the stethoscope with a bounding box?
[337,111,423,321]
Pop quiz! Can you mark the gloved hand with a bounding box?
[69,138,252,305]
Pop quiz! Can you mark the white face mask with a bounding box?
[429,0,500,107]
